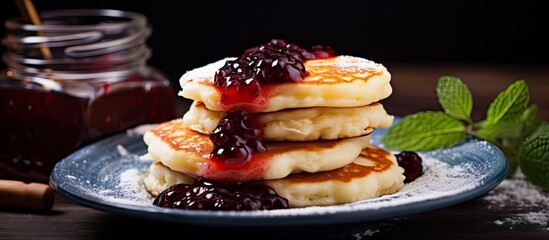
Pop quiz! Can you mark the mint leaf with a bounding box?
[522,104,539,122]
[476,122,500,142]
[436,76,473,123]
[476,80,529,142]
[477,105,540,143]
[519,123,549,189]
[485,80,529,125]
[520,157,549,190]
[499,105,542,178]
[500,105,540,141]
[518,105,542,139]
[382,112,467,151]
[519,123,549,160]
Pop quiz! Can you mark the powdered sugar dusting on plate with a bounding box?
[119,168,154,204]
[81,168,153,206]
[354,156,480,208]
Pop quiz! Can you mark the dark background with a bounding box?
[1,0,548,89]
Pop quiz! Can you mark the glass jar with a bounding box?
[0,9,177,183]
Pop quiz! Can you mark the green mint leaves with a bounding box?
[477,80,530,142]
[381,76,549,189]
[519,124,549,188]
[382,112,466,151]
[486,80,529,125]
[436,76,473,124]
[383,76,471,151]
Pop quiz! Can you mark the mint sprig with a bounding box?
[382,76,549,190]
[382,112,466,151]
[436,75,473,124]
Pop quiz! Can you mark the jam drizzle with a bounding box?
[153,178,289,211]
[210,39,335,166]
[210,110,266,167]
[214,39,335,112]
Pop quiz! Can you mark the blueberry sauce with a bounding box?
[395,151,423,183]
[210,110,266,167]
[153,178,289,211]
[214,39,335,112]
[211,39,334,165]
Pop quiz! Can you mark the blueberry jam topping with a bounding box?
[214,39,335,111]
[210,39,335,165]
[395,151,423,183]
[210,110,266,166]
[153,178,289,211]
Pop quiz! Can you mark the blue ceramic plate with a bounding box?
[50,118,508,226]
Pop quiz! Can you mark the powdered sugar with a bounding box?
[349,229,380,239]
[126,124,157,136]
[120,169,152,199]
[484,176,547,208]
[483,170,549,229]
[306,55,386,74]
[179,57,235,84]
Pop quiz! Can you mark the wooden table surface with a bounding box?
[2,64,548,240]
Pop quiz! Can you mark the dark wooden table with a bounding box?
[2,64,548,240]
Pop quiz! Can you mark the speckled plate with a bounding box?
[50,118,508,226]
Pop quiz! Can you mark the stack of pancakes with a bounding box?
[143,55,405,208]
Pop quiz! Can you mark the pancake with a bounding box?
[143,119,372,182]
[143,161,194,196]
[179,56,392,113]
[183,101,394,141]
[143,145,405,208]
[266,145,405,208]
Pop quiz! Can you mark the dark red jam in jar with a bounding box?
[0,9,177,183]
[210,39,335,165]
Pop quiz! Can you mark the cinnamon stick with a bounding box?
[15,0,53,60]
[0,180,55,211]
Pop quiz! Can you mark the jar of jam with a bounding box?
[0,9,177,183]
